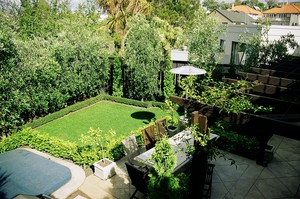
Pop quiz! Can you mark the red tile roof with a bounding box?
[229,5,262,15]
[263,4,300,14]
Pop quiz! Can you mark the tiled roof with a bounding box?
[229,5,262,15]
[214,9,255,24]
[263,4,300,14]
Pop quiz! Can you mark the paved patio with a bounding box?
[67,134,300,199]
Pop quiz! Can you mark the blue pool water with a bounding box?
[0,149,71,199]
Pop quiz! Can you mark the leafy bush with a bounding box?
[0,128,78,160]
[210,121,259,159]
[241,26,299,68]
[0,128,127,167]
[112,57,123,97]
[125,16,163,101]
[148,137,186,199]
[0,12,115,135]
[0,121,159,167]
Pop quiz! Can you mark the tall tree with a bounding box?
[234,0,242,6]
[19,0,70,38]
[202,0,232,12]
[149,0,200,27]
[266,0,278,9]
[187,8,225,74]
[241,0,259,7]
[96,0,150,53]
[124,16,163,100]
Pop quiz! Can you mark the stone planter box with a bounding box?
[93,158,116,180]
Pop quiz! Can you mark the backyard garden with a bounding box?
[0,1,298,198]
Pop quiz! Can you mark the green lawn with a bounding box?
[36,101,168,143]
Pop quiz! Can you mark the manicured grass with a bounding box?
[36,101,168,143]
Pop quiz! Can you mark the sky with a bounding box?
[69,0,86,10]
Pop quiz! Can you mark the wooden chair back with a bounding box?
[142,125,156,150]
[155,117,167,138]
[191,111,208,134]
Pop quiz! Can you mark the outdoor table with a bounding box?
[134,130,219,173]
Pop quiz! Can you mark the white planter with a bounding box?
[264,145,275,163]
[93,158,116,180]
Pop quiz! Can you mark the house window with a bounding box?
[219,39,225,53]
[230,42,246,65]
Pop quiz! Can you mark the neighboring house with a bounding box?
[278,0,300,5]
[208,9,256,25]
[217,24,260,65]
[228,5,263,20]
[171,25,300,65]
[263,4,300,26]
[171,46,189,67]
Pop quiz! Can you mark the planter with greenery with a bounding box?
[148,136,187,199]
[209,120,259,159]
[80,128,118,180]
[165,99,179,135]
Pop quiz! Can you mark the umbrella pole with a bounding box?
[184,93,188,118]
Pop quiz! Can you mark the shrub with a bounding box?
[210,121,259,159]
[0,122,158,167]
[148,137,186,199]
[0,11,115,135]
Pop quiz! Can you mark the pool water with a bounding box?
[0,149,71,199]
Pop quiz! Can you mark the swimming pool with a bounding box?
[0,149,72,199]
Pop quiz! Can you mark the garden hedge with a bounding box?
[0,123,153,167]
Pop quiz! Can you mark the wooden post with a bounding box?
[199,114,208,134]
[191,111,199,125]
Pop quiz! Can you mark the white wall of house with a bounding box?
[268,25,300,43]
[290,14,300,26]
[218,24,260,65]
[218,24,300,64]
[171,25,300,65]
[268,25,300,55]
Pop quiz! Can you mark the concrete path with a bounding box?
[67,134,300,199]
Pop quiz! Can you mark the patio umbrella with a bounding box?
[170,65,207,117]
[170,65,206,76]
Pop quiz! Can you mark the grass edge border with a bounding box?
[25,95,166,129]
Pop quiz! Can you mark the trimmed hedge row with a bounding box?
[210,121,259,159]
[0,123,154,167]
[26,95,166,129]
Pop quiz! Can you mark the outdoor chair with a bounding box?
[125,162,149,199]
[122,135,140,155]
[142,125,156,150]
[155,117,167,138]
[202,163,215,199]
[122,135,145,168]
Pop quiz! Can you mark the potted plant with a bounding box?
[148,137,186,198]
[80,128,117,180]
[165,99,179,135]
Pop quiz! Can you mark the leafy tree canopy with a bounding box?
[124,16,164,100]
[241,0,259,7]
[266,0,278,9]
[202,0,231,12]
[148,0,200,27]
[186,8,226,74]
[96,0,150,53]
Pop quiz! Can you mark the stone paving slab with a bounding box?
[69,134,300,199]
